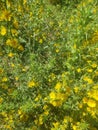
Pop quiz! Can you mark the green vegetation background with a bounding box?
[0,0,98,130]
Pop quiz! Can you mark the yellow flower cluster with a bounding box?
[49,91,67,106]
[28,80,36,88]
[49,82,71,107]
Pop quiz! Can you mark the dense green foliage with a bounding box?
[0,0,98,130]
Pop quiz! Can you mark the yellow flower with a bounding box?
[6,0,11,8]
[1,10,11,21]
[69,16,74,23]
[18,109,22,115]
[34,119,38,125]
[73,44,77,49]
[87,107,96,117]
[13,19,19,29]
[53,122,59,128]
[87,78,93,84]
[83,97,88,104]
[49,92,65,107]
[6,39,12,46]
[44,111,49,115]
[91,63,97,68]
[77,68,81,73]
[28,80,36,88]
[6,38,18,48]
[49,73,56,82]
[8,52,14,57]
[1,112,7,117]
[82,1,86,7]
[11,63,15,67]
[93,85,98,89]
[0,26,7,36]
[73,125,77,130]
[87,60,92,64]
[18,5,23,12]
[93,8,97,14]
[11,29,18,36]
[23,0,27,5]
[87,99,96,108]
[43,105,48,110]
[55,49,59,53]
[49,92,56,99]
[87,69,93,73]
[39,39,43,44]
[39,115,43,125]
[35,94,41,101]
[78,103,83,108]
[2,77,8,82]
[18,45,24,51]
[63,118,68,123]
[49,21,54,26]
[55,82,62,91]
[92,91,98,101]
[15,77,19,81]
[0,97,3,103]
[83,77,93,84]
[50,100,62,107]
[11,38,18,48]
[74,87,79,93]
[57,93,66,101]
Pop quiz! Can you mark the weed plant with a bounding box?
[0,0,98,130]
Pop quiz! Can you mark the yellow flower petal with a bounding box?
[0,26,7,36]
[87,99,96,108]
[28,80,36,88]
